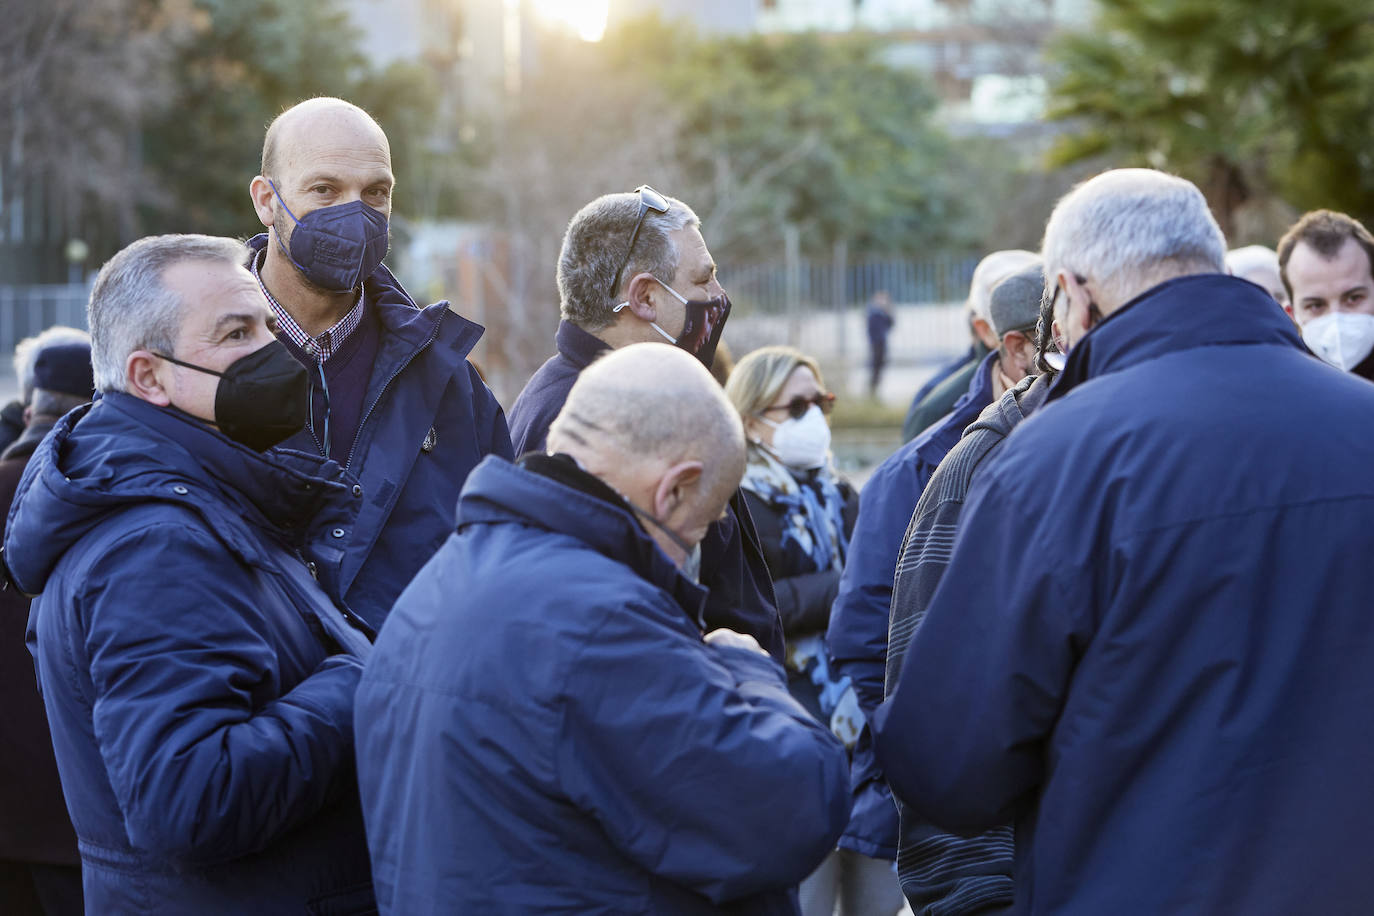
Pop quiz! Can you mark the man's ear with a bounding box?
[654,460,703,519]
[249,175,276,230]
[1004,329,1034,366]
[971,315,999,350]
[126,351,172,407]
[620,272,661,323]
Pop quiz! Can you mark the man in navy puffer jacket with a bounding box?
[5,235,376,914]
[356,344,851,915]
[877,169,1374,914]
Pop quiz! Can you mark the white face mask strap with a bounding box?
[613,278,685,345]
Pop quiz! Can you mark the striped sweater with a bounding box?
[884,372,1051,915]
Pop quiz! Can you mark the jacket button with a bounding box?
[172,485,188,495]
[351,484,362,498]
[331,528,346,539]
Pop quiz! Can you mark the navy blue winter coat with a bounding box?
[4,393,376,914]
[247,235,513,628]
[824,351,995,858]
[355,453,851,915]
[876,275,1374,914]
[508,319,786,662]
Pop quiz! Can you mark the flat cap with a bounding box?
[989,263,1046,338]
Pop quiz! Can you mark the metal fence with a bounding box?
[0,284,89,355]
[719,255,978,316]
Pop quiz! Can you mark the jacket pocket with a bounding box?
[306,880,378,915]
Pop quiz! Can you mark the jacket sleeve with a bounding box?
[739,488,840,637]
[826,457,931,715]
[774,569,842,635]
[555,607,851,904]
[700,494,786,664]
[873,473,1089,833]
[469,361,514,461]
[81,523,363,864]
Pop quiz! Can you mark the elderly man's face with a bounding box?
[155,260,279,425]
[1286,237,1374,327]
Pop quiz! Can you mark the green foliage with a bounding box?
[601,19,969,260]
[138,0,442,239]
[1047,0,1374,236]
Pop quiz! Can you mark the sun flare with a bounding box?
[529,0,609,42]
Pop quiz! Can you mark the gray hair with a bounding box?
[1041,168,1226,305]
[88,234,250,393]
[13,326,91,404]
[557,192,699,331]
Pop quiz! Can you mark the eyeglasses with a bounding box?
[608,185,670,301]
[759,391,836,420]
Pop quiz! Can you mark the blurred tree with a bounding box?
[1047,0,1374,241]
[607,21,970,261]
[0,0,196,280]
[139,0,443,239]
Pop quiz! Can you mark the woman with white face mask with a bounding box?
[726,347,898,916]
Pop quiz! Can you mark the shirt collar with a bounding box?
[251,249,365,362]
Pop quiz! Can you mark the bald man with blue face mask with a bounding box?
[245,97,513,627]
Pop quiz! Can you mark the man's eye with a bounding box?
[312,186,331,194]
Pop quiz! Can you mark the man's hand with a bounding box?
[703,629,769,657]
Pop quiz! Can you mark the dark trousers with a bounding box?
[869,341,888,394]
[0,861,83,916]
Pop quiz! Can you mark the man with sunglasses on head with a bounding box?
[509,187,785,661]
[246,96,513,627]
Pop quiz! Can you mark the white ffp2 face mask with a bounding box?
[761,405,832,470]
[1303,311,1374,371]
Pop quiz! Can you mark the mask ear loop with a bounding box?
[266,179,313,276]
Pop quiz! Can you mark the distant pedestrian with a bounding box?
[866,291,894,397]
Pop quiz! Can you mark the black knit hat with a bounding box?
[32,340,94,399]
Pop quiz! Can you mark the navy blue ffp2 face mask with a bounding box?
[268,179,389,292]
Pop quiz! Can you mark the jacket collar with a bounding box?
[245,232,485,362]
[101,393,357,534]
[1047,274,1305,404]
[458,455,709,628]
[4,392,358,595]
[555,320,611,370]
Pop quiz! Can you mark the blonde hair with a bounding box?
[724,345,826,418]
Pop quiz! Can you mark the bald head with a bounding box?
[261,97,390,180]
[551,343,745,497]
[548,345,745,568]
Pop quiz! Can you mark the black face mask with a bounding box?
[154,340,309,451]
[648,279,732,369]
